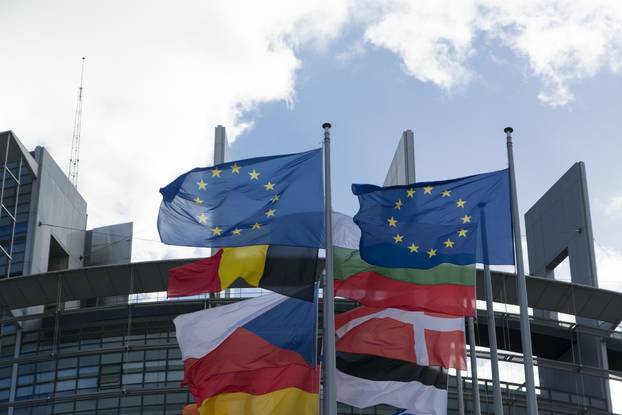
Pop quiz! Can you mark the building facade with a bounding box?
[1,128,622,414]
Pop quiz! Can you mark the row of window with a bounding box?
[0,164,32,278]
[1,391,194,415]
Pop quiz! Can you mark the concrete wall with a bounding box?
[383,130,415,186]
[525,162,611,411]
[84,222,133,266]
[24,146,87,275]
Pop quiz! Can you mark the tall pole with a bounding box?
[457,370,465,415]
[467,317,482,415]
[322,122,337,415]
[480,208,504,415]
[505,127,538,414]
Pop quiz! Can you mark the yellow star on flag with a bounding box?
[197,179,207,190]
[194,196,203,205]
[393,234,404,243]
[211,167,222,177]
[423,186,434,194]
[271,194,280,203]
[196,213,208,224]
[406,188,416,198]
[232,228,242,235]
[252,222,262,230]
[387,216,398,227]
[394,199,403,210]
[231,163,241,174]
[264,181,275,191]
[444,238,455,248]
[249,169,260,180]
[265,208,276,217]
[461,215,472,224]
[456,199,466,208]
[211,227,222,236]
[441,190,451,197]
[457,228,469,237]
[408,243,419,253]
[427,248,437,258]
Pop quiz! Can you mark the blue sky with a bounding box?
[1,0,621,289]
[232,29,622,290]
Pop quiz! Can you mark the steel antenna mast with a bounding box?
[69,57,85,188]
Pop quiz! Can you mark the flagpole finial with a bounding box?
[322,122,332,130]
[504,127,513,134]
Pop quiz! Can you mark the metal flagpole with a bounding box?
[504,126,538,415]
[480,208,504,415]
[457,371,465,415]
[322,122,337,415]
[467,317,482,415]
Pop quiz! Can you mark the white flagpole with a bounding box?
[467,317,482,415]
[322,122,337,415]
[480,208,504,415]
[505,127,538,414]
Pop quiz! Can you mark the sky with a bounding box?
[1,0,622,290]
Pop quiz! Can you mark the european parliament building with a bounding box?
[1,128,622,415]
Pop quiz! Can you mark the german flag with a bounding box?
[168,245,318,301]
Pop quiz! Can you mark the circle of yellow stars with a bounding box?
[387,185,472,259]
[192,162,281,236]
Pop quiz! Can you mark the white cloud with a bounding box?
[361,0,622,106]
[364,0,477,90]
[0,0,350,261]
[595,243,622,293]
[2,0,622,262]
[604,196,622,218]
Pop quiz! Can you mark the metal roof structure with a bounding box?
[1,258,622,325]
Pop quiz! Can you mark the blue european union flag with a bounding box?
[352,169,513,269]
[158,149,324,248]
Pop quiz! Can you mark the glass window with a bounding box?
[77,378,97,389]
[57,358,77,370]
[55,380,76,392]
[34,383,53,395]
[120,395,141,407]
[125,351,144,362]
[143,394,164,405]
[79,366,98,377]
[79,355,99,366]
[97,398,119,409]
[142,406,164,415]
[167,371,183,382]
[18,364,35,375]
[101,353,121,364]
[16,385,33,398]
[122,373,143,385]
[17,374,34,385]
[37,361,55,372]
[123,362,143,371]
[36,371,54,383]
[165,392,189,404]
[75,400,96,411]
[57,368,76,379]
[53,402,74,413]
[145,350,167,361]
[144,372,166,383]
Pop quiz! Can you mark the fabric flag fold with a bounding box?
[352,169,513,268]
[174,292,319,415]
[168,245,318,301]
[336,352,448,415]
[332,212,476,316]
[158,148,324,248]
[336,306,466,370]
